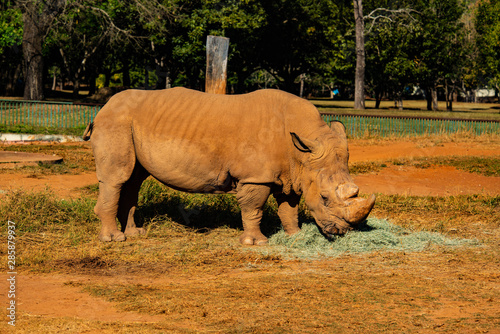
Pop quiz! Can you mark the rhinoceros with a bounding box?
[83,87,375,244]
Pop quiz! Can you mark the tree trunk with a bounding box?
[22,11,45,100]
[394,96,403,110]
[375,88,383,109]
[21,0,65,100]
[432,88,438,110]
[425,87,438,111]
[72,77,80,98]
[445,82,453,111]
[353,0,365,110]
[52,69,57,91]
[299,74,305,98]
[122,58,131,87]
[165,70,171,89]
[205,35,229,94]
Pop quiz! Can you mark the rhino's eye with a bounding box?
[321,194,329,205]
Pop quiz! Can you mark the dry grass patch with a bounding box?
[372,194,500,239]
[1,186,495,275]
[350,155,500,177]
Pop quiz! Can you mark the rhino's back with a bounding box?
[96,87,322,191]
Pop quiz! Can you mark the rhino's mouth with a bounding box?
[319,217,353,238]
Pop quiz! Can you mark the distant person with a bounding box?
[332,88,339,99]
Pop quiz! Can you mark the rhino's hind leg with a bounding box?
[92,125,137,242]
[118,163,150,237]
[95,182,127,242]
[275,192,301,236]
[236,183,271,246]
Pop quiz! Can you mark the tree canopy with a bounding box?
[0,0,498,108]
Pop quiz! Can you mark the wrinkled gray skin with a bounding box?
[83,87,376,245]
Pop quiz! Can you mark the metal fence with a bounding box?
[321,113,500,138]
[0,99,499,137]
[0,99,102,129]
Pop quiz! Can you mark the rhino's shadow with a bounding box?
[133,187,370,238]
[355,220,376,232]
[134,191,310,237]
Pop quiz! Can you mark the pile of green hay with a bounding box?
[255,218,478,259]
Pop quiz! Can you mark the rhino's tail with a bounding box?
[82,122,94,141]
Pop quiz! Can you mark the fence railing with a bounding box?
[321,113,500,138]
[0,99,103,129]
[0,99,499,138]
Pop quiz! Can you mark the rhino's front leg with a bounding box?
[236,183,271,245]
[275,192,301,236]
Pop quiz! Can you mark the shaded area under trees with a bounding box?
[0,0,498,111]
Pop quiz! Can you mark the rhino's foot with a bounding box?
[239,232,268,246]
[124,227,146,237]
[99,230,126,242]
[284,226,301,236]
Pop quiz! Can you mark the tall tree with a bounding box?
[475,0,500,93]
[353,0,365,109]
[48,0,148,97]
[18,0,66,100]
[364,1,420,109]
[413,0,465,110]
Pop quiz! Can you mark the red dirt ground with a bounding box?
[0,139,499,332]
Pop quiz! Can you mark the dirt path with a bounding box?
[11,273,164,323]
[354,165,500,196]
[349,140,500,196]
[0,172,97,198]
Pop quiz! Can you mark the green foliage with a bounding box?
[0,3,23,96]
[0,7,22,53]
[475,0,500,90]
[2,0,500,101]
[414,0,466,87]
[364,0,468,102]
[365,0,420,102]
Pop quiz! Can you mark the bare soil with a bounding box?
[354,165,500,196]
[0,139,499,333]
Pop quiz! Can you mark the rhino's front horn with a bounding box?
[342,194,376,225]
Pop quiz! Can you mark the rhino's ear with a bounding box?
[290,132,316,153]
[330,121,347,141]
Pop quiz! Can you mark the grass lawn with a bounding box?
[313,99,500,121]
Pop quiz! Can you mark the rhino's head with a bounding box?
[291,122,375,237]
